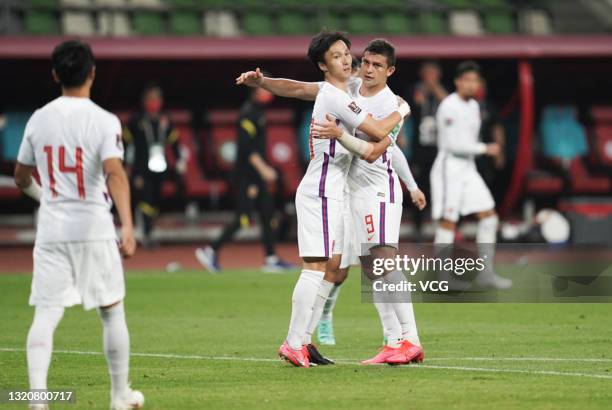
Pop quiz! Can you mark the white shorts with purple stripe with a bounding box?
[296,190,343,258]
[351,199,402,256]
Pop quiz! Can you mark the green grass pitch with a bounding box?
[1,268,612,409]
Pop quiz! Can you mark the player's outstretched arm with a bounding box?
[356,97,411,142]
[104,158,136,258]
[14,162,42,201]
[235,68,320,101]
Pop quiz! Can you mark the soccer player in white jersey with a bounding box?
[13,40,144,409]
[431,61,511,289]
[239,31,410,367]
[237,38,424,365]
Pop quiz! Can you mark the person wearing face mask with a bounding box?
[195,82,295,274]
[124,84,186,248]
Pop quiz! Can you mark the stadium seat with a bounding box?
[449,10,483,35]
[168,0,197,6]
[277,12,309,35]
[203,10,241,37]
[25,11,60,34]
[346,12,378,35]
[265,110,302,197]
[380,12,412,34]
[568,157,611,194]
[518,9,553,35]
[129,0,164,7]
[483,11,514,34]
[440,0,472,8]
[30,0,58,6]
[169,11,201,35]
[418,12,447,34]
[132,11,164,35]
[540,106,588,161]
[95,0,130,36]
[316,11,342,32]
[62,11,95,35]
[175,125,228,200]
[242,12,274,36]
[208,110,239,172]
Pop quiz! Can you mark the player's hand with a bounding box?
[485,142,501,157]
[311,114,342,139]
[119,226,136,258]
[495,152,506,169]
[235,67,264,87]
[410,189,427,210]
[261,166,277,183]
[176,158,187,175]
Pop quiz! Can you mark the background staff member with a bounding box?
[195,84,294,273]
[124,84,186,248]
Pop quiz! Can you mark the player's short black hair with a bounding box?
[351,56,360,71]
[363,38,396,67]
[455,61,481,79]
[142,83,162,97]
[307,30,351,73]
[51,40,95,88]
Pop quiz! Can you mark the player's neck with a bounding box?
[359,82,386,97]
[62,87,90,99]
[457,92,470,102]
[325,74,348,92]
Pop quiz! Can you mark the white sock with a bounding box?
[477,215,499,273]
[265,255,279,265]
[434,226,455,244]
[303,279,334,345]
[382,270,421,347]
[98,302,130,401]
[321,284,341,322]
[27,306,64,390]
[373,301,402,348]
[287,269,324,350]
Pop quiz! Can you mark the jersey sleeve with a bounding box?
[99,115,125,162]
[327,90,368,131]
[391,144,418,191]
[16,112,37,166]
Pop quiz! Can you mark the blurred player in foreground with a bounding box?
[238,32,411,367]
[431,61,511,289]
[195,83,295,273]
[14,40,144,409]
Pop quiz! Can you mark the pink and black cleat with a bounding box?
[278,341,310,368]
[385,340,424,365]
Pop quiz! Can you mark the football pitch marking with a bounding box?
[2,347,611,380]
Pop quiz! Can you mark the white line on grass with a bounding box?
[1,347,611,380]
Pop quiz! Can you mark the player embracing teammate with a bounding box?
[237,32,423,367]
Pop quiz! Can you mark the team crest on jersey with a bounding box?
[445,118,453,126]
[116,134,124,151]
[348,101,362,115]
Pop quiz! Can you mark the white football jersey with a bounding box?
[347,85,403,204]
[436,92,484,158]
[17,96,123,244]
[298,77,366,201]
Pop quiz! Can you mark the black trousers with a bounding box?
[211,179,276,257]
[134,171,163,240]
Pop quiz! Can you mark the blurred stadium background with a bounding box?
[0,0,611,256]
